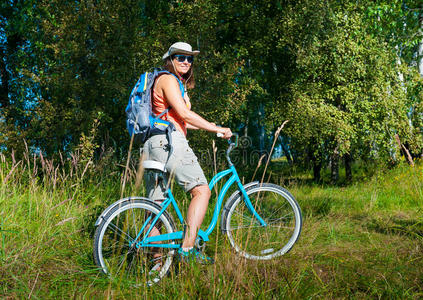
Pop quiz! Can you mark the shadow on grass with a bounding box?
[244,159,384,188]
[300,196,333,218]
[366,216,423,240]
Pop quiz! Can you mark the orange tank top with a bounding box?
[152,74,191,136]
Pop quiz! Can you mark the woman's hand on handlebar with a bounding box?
[217,127,232,139]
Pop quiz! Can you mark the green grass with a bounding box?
[0,153,422,299]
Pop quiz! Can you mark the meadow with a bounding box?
[0,150,422,299]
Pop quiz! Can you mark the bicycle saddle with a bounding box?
[142,160,166,172]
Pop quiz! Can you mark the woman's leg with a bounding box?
[181,184,211,248]
[145,199,165,266]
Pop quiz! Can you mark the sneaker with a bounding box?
[178,247,214,265]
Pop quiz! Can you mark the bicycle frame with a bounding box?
[133,164,267,249]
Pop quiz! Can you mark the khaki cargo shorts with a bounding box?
[143,130,208,201]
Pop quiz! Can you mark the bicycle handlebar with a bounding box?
[216,132,238,146]
[229,133,238,147]
[216,130,238,166]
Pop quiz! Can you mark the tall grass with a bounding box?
[0,149,422,299]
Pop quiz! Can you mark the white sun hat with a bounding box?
[162,42,200,60]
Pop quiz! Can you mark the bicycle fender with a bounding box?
[220,181,260,232]
[94,196,152,226]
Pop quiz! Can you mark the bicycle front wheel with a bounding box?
[93,199,176,286]
[223,183,302,260]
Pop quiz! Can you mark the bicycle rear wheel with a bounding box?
[223,183,302,260]
[93,199,176,286]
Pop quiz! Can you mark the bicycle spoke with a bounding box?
[126,253,138,276]
[131,207,139,241]
[232,209,260,224]
[94,200,176,285]
[116,252,130,274]
[228,223,295,230]
[264,203,291,220]
[266,212,294,224]
[231,206,294,227]
[107,221,135,244]
[224,184,302,259]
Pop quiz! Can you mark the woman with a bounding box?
[144,42,232,262]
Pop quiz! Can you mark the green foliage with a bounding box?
[75,115,101,176]
[1,1,423,297]
[1,0,422,177]
[274,1,420,173]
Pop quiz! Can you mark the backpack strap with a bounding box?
[152,69,185,167]
[157,106,169,119]
[158,70,185,98]
[155,70,185,119]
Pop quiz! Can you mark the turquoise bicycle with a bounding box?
[93,134,302,285]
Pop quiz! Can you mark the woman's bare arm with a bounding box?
[160,75,231,137]
[186,123,199,130]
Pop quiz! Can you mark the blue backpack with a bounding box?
[125,68,184,144]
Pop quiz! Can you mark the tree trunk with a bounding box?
[418,13,423,77]
[282,145,292,164]
[394,134,414,166]
[1,32,23,109]
[258,103,265,155]
[344,153,352,183]
[309,145,321,182]
[0,46,10,108]
[313,160,322,182]
[279,136,292,164]
[331,147,339,184]
[395,45,414,131]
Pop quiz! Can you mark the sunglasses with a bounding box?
[173,54,194,63]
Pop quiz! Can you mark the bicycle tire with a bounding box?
[223,183,302,260]
[93,199,176,285]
